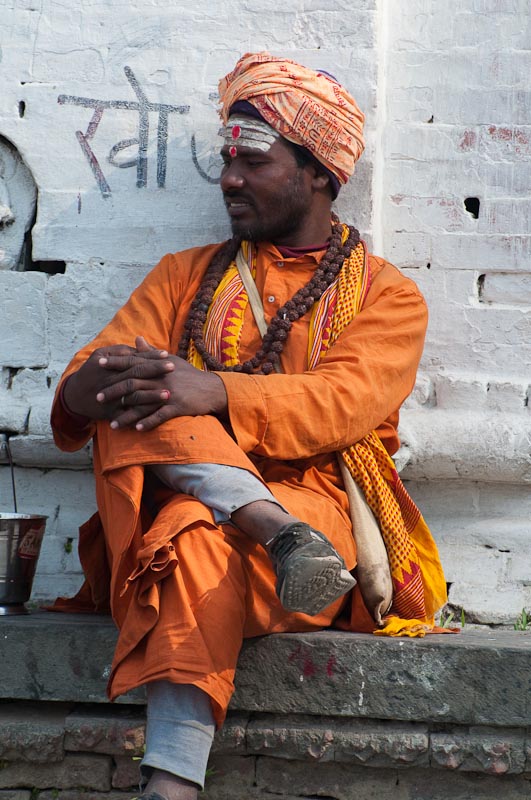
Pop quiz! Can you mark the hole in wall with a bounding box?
[18,211,66,273]
[18,101,25,119]
[464,197,480,218]
[477,274,485,300]
[427,115,434,123]
[426,262,431,270]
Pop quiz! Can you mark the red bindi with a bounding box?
[229,145,237,157]
[231,125,241,139]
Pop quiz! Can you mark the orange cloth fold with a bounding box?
[218,52,365,185]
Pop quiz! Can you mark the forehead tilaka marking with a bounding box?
[219,114,280,158]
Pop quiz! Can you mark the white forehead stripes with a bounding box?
[219,115,281,157]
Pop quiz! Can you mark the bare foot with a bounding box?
[143,768,198,800]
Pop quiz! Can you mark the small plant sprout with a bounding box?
[513,608,530,631]
[439,609,454,628]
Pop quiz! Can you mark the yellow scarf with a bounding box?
[188,231,447,636]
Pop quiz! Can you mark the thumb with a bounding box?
[135,335,152,352]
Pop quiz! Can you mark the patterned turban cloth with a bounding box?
[218,52,365,188]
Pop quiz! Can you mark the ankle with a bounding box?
[231,502,296,547]
[145,769,198,800]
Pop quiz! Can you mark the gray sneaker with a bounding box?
[268,522,357,616]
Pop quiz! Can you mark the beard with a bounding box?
[225,169,313,244]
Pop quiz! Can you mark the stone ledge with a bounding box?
[0,612,529,728]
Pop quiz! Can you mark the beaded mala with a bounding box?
[177,215,360,375]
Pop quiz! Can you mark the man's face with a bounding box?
[220,134,315,246]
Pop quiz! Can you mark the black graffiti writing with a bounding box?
[190,134,221,185]
[58,66,190,198]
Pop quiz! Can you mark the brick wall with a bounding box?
[0,0,530,621]
[0,701,530,800]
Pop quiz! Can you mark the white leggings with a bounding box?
[140,464,283,790]
[141,681,215,790]
[150,462,284,523]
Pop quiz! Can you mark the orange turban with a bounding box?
[218,52,365,187]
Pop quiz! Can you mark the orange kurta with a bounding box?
[51,241,428,726]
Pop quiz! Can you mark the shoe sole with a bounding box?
[278,556,357,616]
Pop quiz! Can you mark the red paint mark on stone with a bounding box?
[488,125,512,141]
[288,644,317,677]
[459,130,476,151]
[288,644,302,663]
[326,654,337,677]
[302,655,317,677]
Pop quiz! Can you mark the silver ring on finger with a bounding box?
[120,395,126,407]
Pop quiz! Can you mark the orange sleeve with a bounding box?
[218,260,428,459]
[51,252,187,452]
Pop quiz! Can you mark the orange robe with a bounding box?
[51,241,428,727]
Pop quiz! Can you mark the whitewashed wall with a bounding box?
[384,0,531,622]
[0,0,529,622]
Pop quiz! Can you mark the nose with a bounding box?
[220,160,245,192]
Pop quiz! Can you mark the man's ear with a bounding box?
[309,166,332,197]
[312,172,330,191]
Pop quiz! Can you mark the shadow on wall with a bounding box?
[0,136,64,274]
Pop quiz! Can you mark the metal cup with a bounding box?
[0,513,47,614]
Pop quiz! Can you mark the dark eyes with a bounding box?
[220,156,267,169]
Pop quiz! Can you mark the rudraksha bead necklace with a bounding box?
[177,216,360,374]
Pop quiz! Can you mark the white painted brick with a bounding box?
[430,517,531,557]
[486,381,529,413]
[407,269,531,376]
[10,368,50,396]
[402,374,434,409]
[478,125,531,161]
[0,272,47,368]
[438,544,504,588]
[384,232,432,270]
[431,234,531,271]
[505,554,531,586]
[479,199,531,235]
[434,376,488,411]
[399,409,531,484]
[406,479,531,529]
[0,395,30,433]
[27,399,55,437]
[8,434,92,469]
[448,582,529,625]
[46,263,151,368]
[32,573,84,602]
[477,483,531,519]
[385,195,477,235]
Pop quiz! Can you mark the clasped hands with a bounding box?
[63,336,227,431]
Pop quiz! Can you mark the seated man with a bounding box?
[51,52,447,800]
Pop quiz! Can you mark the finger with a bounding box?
[96,375,172,404]
[95,345,136,360]
[98,354,175,372]
[109,403,163,429]
[117,388,171,408]
[135,335,167,355]
[135,405,178,432]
